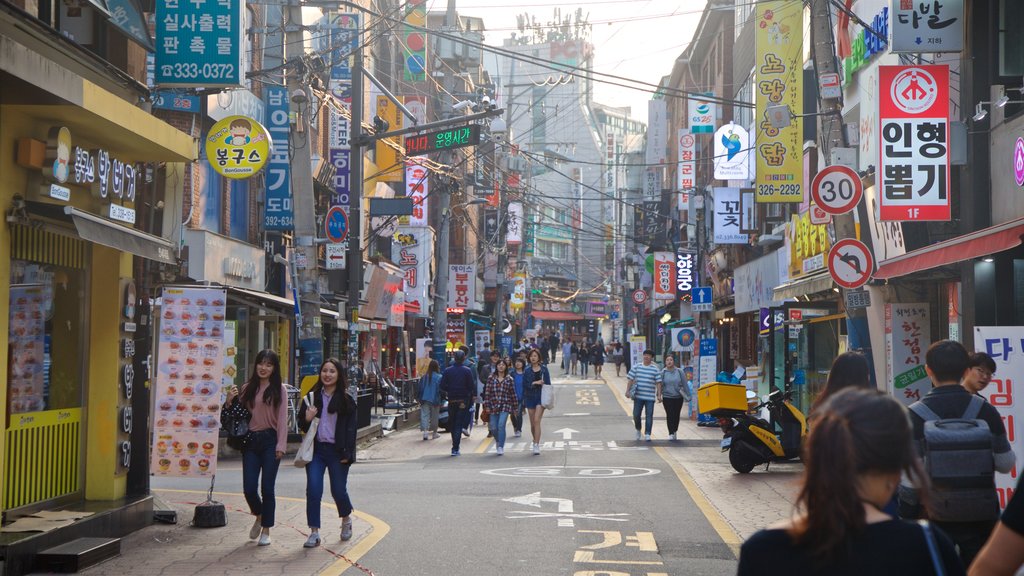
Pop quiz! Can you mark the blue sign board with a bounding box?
[329,149,351,207]
[699,338,718,357]
[298,337,323,378]
[500,335,514,357]
[264,87,293,230]
[155,0,243,87]
[106,0,154,51]
[152,91,201,113]
[691,286,713,312]
[329,14,360,81]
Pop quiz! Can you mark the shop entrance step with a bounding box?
[35,537,120,573]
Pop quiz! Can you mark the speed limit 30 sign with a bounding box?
[811,165,863,215]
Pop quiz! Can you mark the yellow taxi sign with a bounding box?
[205,115,272,179]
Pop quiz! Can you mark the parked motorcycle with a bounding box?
[717,388,807,473]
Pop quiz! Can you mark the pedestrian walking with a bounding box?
[900,340,1015,566]
[561,340,572,374]
[810,351,872,416]
[522,349,552,455]
[418,359,442,440]
[549,332,560,365]
[438,350,477,456]
[659,354,689,441]
[611,342,624,377]
[484,359,517,455]
[510,357,526,438]
[477,350,500,438]
[590,342,605,380]
[297,358,358,548]
[970,476,1024,575]
[223,349,288,546]
[578,341,590,379]
[738,388,964,575]
[569,341,579,375]
[626,349,661,441]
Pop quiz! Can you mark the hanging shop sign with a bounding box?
[376,95,404,182]
[404,159,429,227]
[886,303,931,407]
[878,65,951,221]
[330,149,351,209]
[713,187,748,244]
[155,0,243,87]
[117,279,135,473]
[1014,137,1024,187]
[447,264,476,309]
[755,1,804,203]
[688,94,716,134]
[842,5,889,84]
[264,87,293,230]
[891,0,962,54]
[646,99,668,164]
[605,131,617,192]
[827,238,874,289]
[511,272,527,312]
[713,123,750,180]
[653,252,676,301]
[974,326,1024,509]
[675,252,695,303]
[506,202,523,244]
[204,115,272,179]
[788,209,831,278]
[678,129,695,210]
[328,13,360,82]
[41,126,139,222]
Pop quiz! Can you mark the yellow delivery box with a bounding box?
[697,382,748,416]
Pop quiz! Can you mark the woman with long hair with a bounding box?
[810,351,872,415]
[418,359,442,440]
[297,358,358,547]
[737,388,964,575]
[484,359,518,455]
[511,357,527,438]
[569,341,579,376]
[522,349,552,455]
[578,341,590,379]
[223,349,288,546]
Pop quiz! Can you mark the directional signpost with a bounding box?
[325,243,347,270]
[827,238,874,289]
[691,286,713,312]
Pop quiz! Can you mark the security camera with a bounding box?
[452,100,473,111]
[480,95,492,108]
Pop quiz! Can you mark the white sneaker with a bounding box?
[257,533,271,546]
[423,432,429,440]
[669,433,677,441]
[644,434,652,442]
[496,447,504,455]
[532,443,541,455]
[514,430,522,438]
[635,430,642,441]
[249,517,262,540]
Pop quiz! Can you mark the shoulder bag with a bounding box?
[222,399,252,451]
[918,520,946,576]
[294,392,318,467]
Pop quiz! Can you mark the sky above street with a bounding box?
[429,0,708,122]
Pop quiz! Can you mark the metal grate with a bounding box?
[4,409,81,509]
[10,225,87,269]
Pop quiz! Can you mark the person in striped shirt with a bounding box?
[626,349,663,441]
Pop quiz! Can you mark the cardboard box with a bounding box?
[697,382,748,416]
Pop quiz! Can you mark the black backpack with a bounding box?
[908,395,999,522]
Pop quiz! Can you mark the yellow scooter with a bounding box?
[717,388,808,473]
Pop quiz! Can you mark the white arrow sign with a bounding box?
[503,492,628,527]
[504,492,574,512]
[553,428,579,440]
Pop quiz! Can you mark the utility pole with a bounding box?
[347,16,365,391]
[492,82,513,356]
[284,1,323,380]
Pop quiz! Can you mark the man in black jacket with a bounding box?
[439,350,478,456]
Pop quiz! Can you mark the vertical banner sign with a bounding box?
[698,338,719,386]
[605,131,617,192]
[688,94,716,134]
[116,279,136,473]
[713,123,751,180]
[653,252,676,301]
[713,187,747,244]
[447,264,476,309]
[404,159,429,226]
[395,227,432,317]
[506,202,523,244]
[975,327,1024,509]
[151,287,227,477]
[885,303,932,406]
[264,87,293,230]
[329,13,360,82]
[878,65,951,221]
[755,1,804,203]
[402,0,427,82]
[646,99,668,164]
[891,0,963,54]
[678,128,695,211]
[511,272,527,312]
[329,149,351,208]
[376,95,403,182]
[676,252,695,302]
[155,0,243,87]
[629,335,648,368]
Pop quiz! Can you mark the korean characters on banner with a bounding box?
[755,1,804,203]
[264,87,293,230]
[678,129,695,211]
[891,0,963,54]
[204,115,272,179]
[974,327,1024,509]
[394,227,433,317]
[155,0,243,87]
[117,279,137,473]
[506,202,523,244]
[878,65,951,221]
[676,252,695,303]
[511,272,527,312]
[652,252,676,301]
[885,303,932,406]
[605,131,617,192]
[404,160,429,226]
[646,99,668,165]
[713,187,748,244]
[447,264,476,309]
[151,287,227,477]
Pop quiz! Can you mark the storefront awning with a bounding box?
[65,206,176,264]
[530,310,585,321]
[228,286,296,312]
[873,217,1024,280]
[772,271,835,301]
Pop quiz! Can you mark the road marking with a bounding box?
[576,388,601,405]
[152,489,391,574]
[475,437,494,454]
[482,466,660,479]
[505,491,582,527]
[553,427,579,440]
[562,412,591,416]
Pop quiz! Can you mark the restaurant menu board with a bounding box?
[150,287,227,477]
[8,285,46,413]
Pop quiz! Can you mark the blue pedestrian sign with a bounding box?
[325,206,348,243]
[691,286,713,312]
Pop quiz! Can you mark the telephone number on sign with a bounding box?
[757,184,801,197]
[160,63,236,80]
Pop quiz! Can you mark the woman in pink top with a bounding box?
[224,349,288,546]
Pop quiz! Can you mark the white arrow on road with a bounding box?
[503,491,574,512]
[553,428,579,440]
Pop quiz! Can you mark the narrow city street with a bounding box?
[82,372,803,576]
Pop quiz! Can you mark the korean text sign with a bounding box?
[885,303,931,406]
[713,187,747,244]
[447,264,476,309]
[652,252,676,301]
[155,0,243,87]
[264,88,292,230]
[878,65,951,221]
[975,326,1024,509]
[891,0,963,54]
[403,160,428,226]
[755,1,803,203]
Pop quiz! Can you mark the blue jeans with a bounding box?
[449,401,473,452]
[305,440,353,528]
[242,430,281,527]
[580,361,589,378]
[488,411,509,448]
[633,399,656,435]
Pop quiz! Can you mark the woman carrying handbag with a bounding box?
[297,358,358,548]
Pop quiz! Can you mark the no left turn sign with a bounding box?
[827,238,874,290]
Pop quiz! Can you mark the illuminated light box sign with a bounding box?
[404,125,480,155]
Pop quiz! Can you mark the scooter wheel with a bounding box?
[728,445,757,474]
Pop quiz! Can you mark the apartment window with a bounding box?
[1000,0,1024,77]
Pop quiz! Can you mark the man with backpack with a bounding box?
[900,340,1016,565]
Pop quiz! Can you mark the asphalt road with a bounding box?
[157,375,740,575]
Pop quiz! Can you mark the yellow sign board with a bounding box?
[788,211,830,279]
[755,1,803,203]
[204,115,272,179]
[375,96,403,182]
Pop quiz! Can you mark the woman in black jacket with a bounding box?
[297,358,358,548]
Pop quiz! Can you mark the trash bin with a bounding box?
[356,392,373,429]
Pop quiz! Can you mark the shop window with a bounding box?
[1000,0,1024,77]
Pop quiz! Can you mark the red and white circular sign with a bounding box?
[827,239,874,290]
[889,67,939,114]
[811,165,862,215]
[631,289,648,305]
[809,204,831,225]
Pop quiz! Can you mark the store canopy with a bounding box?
[530,310,585,321]
[873,217,1024,280]
[64,206,176,264]
[772,271,834,301]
